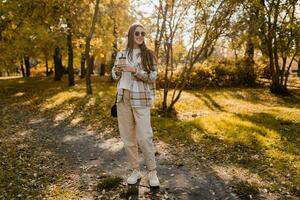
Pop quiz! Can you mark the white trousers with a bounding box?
[117,89,157,171]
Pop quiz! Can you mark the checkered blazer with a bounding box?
[112,49,157,108]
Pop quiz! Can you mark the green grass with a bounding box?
[96,176,123,191]
[119,186,139,199]
[0,75,299,199]
[152,83,300,198]
[233,181,260,200]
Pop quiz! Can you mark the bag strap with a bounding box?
[114,93,118,104]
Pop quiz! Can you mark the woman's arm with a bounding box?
[111,52,121,81]
[133,64,157,84]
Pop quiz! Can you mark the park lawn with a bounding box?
[0,75,299,199]
[152,81,300,198]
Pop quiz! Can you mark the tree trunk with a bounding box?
[297,59,300,77]
[111,17,118,78]
[67,21,75,86]
[20,60,25,77]
[86,56,92,94]
[267,1,287,94]
[45,56,49,76]
[90,55,95,75]
[100,63,105,76]
[273,41,282,92]
[24,56,30,78]
[85,0,100,95]
[280,56,287,85]
[266,40,281,93]
[154,0,168,58]
[243,7,256,86]
[80,52,86,78]
[54,47,63,81]
[283,53,297,89]
[162,41,171,112]
[244,40,255,86]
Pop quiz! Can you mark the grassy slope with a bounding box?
[0,75,299,199]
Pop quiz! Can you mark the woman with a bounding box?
[111,23,160,187]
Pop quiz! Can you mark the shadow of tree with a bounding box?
[189,87,300,111]
[194,93,225,112]
[234,112,299,155]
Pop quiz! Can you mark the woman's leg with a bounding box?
[117,90,139,170]
[132,107,157,171]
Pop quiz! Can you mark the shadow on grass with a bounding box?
[190,86,300,111]
[194,93,225,112]
[234,112,300,155]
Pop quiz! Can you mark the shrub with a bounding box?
[157,56,261,89]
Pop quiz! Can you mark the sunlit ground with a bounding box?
[0,75,299,198]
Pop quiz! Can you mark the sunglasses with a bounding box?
[134,31,146,37]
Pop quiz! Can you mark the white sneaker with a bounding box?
[127,169,141,185]
[148,170,160,187]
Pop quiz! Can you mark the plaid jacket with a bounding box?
[112,50,157,108]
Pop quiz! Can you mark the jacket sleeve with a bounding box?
[133,63,157,84]
[111,52,121,81]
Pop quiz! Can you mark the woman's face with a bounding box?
[133,26,145,46]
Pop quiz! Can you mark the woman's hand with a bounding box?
[117,64,136,73]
